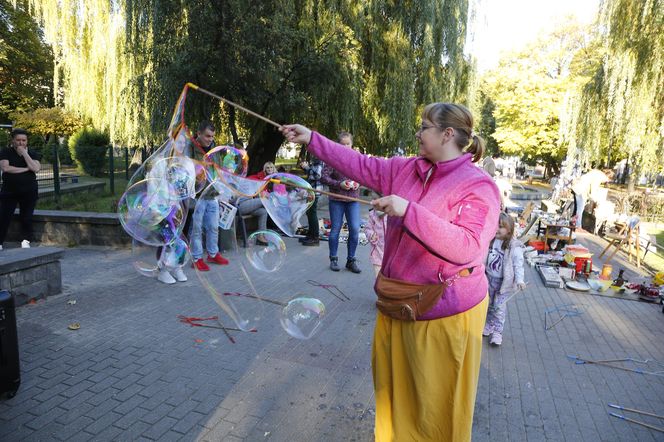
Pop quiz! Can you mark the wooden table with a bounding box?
[541,223,575,251]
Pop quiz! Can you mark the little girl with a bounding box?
[484,212,526,346]
[364,208,387,276]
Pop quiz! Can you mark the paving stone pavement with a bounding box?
[1,220,663,441]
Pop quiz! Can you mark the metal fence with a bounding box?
[0,145,152,200]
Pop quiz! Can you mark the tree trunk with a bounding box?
[247,123,284,175]
[228,106,239,147]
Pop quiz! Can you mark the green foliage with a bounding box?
[0,0,53,122]
[25,0,476,173]
[479,32,575,173]
[10,107,84,139]
[68,127,109,177]
[40,136,73,165]
[572,0,663,178]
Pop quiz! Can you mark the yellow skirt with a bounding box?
[372,296,488,442]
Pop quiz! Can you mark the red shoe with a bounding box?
[193,259,210,271]
[207,253,229,265]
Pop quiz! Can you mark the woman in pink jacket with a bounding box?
[281,103,501,441]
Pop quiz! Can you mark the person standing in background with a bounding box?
[0,128,41,250]
[299,155,323,246]
[321,132,362,273]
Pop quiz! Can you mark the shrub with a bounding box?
[69,127,109,177]
[58,137,74,165]
[40,136,58,164]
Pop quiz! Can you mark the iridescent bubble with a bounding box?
[118,178,185,246]
[131,240,159,278]
[159,236,190,269]
[245,230,286,272]
[259,173,315,237]
[149,156,197,200]
[204,145,248,180]
[127,131,195,190]
[280,297,326,340]
[192,184,264,332]
[217,169,265,199]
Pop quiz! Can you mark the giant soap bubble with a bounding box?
[259,173,315,237]
[118,178,186,246]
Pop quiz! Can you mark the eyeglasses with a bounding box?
[418,123,438,132]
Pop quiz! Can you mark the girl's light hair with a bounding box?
[262,161,276,173]
[422,103,485,162]
[498,212,515,250]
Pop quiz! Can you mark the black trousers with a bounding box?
[305,196,319,239]
[0,188,39,245]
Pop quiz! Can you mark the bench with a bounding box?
[0,247,64,306]
[60,174,80,183]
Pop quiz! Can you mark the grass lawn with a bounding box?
[37,173,128,213]
[641,224,664,274]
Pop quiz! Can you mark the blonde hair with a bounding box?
[338,131,353,143]
[422,103,485,162]
[498,212,515,250]
[263,162,276,173]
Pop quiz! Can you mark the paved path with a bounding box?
[1,228,663,441]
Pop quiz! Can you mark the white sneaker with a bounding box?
[172,267,188,282]
[157,269,176,284]
[21,240,30,248]
[0,245,3,251]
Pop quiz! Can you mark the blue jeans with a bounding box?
[189,198,219,259]
[328,199,360,260]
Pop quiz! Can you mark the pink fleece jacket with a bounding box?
[308,132,501,319]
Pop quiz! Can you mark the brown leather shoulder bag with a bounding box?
[374,269,472,321]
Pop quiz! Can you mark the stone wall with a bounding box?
[0,247,64,306]
[5,210,259,248]
[6,210,131,247]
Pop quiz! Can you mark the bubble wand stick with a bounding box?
[268,178,372,206]
[187,83,374,206]
[187,83,282,129]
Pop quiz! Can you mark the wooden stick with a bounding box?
[610,412,664,433]
[269,178,373,206]
[187,83,282,129]
[223,292,287,307]
[608,404,664,420]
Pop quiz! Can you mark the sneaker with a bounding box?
[490,333,503,346]
[172,267,188,282]
[346,258,362,274]
[21,240,30,248]
[193,259,210,271]
[157,269,176,284]
[483,324,494,337]
[0,245,3,251]
[302,238,320,246]
[207,253,229,265]
[330,257,341,272]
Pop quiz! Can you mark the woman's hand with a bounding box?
[280,124,312,145]
[372,195,409,217]
[516,282,527,291]
[340,180,352,190]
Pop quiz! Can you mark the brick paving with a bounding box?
[1,211,663,441]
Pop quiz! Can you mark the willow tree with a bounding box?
[26,0,474,172]
[574,0,664,189]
